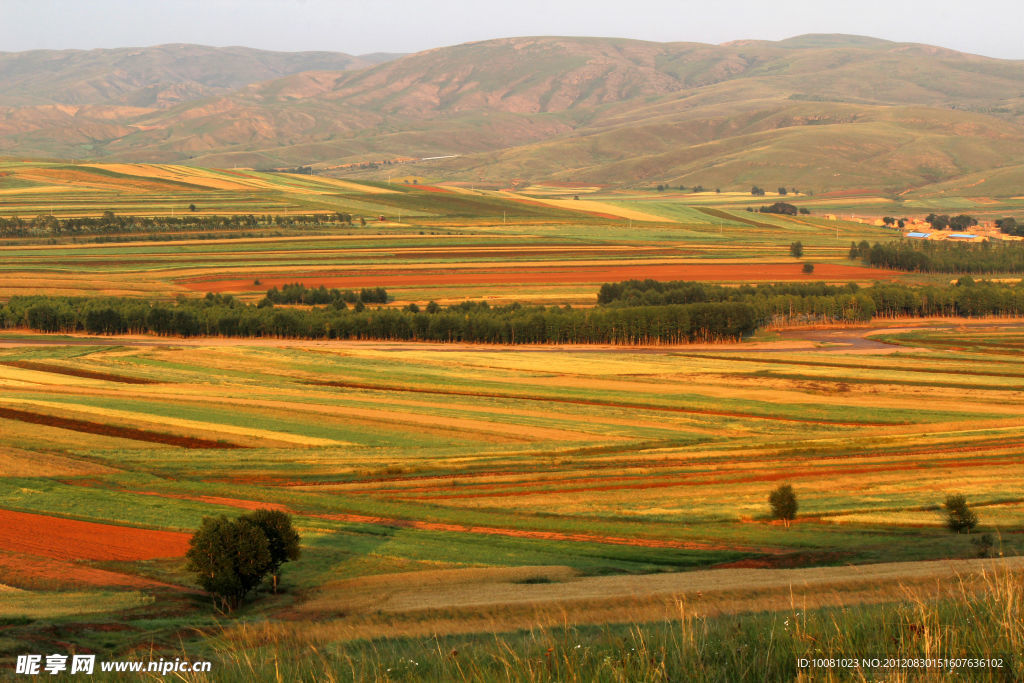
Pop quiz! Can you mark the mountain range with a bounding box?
[3,35,1024,195]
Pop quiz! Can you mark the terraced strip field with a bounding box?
[0,320,1022,663]
[0,321,1022,601]
[1,161,902,303]
[0,232,899,301]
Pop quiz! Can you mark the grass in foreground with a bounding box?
[179,567,1023,682]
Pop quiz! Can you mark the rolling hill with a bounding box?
[3,35,1024,195]
[0,44,394,107]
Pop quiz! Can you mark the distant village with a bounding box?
[824,214,1024,242]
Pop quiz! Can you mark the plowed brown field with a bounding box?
[0,509,191,561]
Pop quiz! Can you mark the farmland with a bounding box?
[0,161,909,305]
[2,321,1024,667]
[4,160,1024,678]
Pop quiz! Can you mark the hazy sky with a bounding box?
[1,0,1021,60]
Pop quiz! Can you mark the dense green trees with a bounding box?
[996,217,1023,237]
[597,277,1024,323]
[761,202,798,216]
[186,516,273,611]
[262,284,387,306]
[861,239,1024,274]
[925,213,950,231]
[0,291,757,343]
[0,212,353,239]
[597,280,877,324]
[186,511,301,611]
[243,509,301,593]
[5,279,1024,345]
[925,213,978,232]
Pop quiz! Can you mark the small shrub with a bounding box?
[802,263,815,274]
[971,533,995,557]
[944,494,978,533]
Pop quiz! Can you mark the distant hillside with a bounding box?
[2,35,1024,195]
[0,45,396,107]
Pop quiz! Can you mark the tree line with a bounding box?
[261,283,388,306]
[0,211,356,238]
[6,278,1024,344]
[924,213,978,232]
[853,239,1024,274]
[995,217,1024,237]
[598,278,1024,322]
[0,292,759,344]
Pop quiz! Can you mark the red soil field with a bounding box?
[0,508,191,562]
[0,406,241,449]
[183,262,895,292]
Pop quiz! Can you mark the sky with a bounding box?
[1,0,1022,60]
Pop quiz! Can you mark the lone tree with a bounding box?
[242,509,301,593]
[944,494,978,534]
[802,263,815,274]
[186,511,301,611]
[789,241,804,258]
[769,484,798,527]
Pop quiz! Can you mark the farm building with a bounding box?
[948,233,979,241]
[906,232,931,239]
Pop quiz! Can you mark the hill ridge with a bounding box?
[2,35,1024,195]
